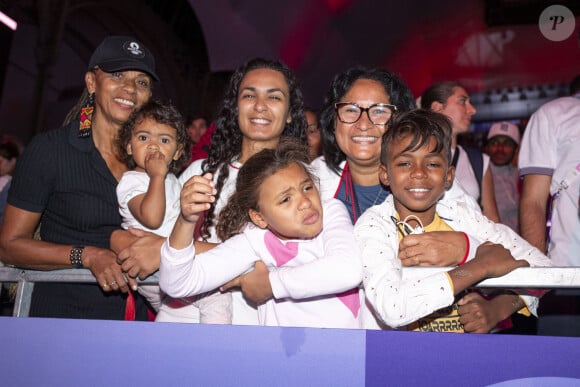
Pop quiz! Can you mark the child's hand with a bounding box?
[457,292,499,333]
[145,151,169,178]
[474,242,529,278]
[180,173,216,223]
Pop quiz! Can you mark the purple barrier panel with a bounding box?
[0,317,366,386]
[365,330,580,386]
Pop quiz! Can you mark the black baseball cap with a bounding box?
[88,36,159,81]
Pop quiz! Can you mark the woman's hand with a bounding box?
[220,261,272,305]
[117,228,164,284]
[398,231,467,267]
[83,246,130,293]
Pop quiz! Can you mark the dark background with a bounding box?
[0,0,579,147]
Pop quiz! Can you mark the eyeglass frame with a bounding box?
[334,102,398,125]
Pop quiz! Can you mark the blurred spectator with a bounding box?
[421,81,500,222]
[486,121,521,232]
[519,74,580,336]
[0,140,20,223]
[186,115,210,164]
[189,121,215,163]
[0,140,20,192]
[305,107,322,160]
[187,115,209,145]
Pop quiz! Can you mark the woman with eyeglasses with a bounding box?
[311,67,496,329]
[313,67,413,223]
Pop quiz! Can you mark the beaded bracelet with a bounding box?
[70,246,84,268]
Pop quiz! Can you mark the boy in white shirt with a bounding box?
[355,109,551,332]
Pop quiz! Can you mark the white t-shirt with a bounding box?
[519,95,580,267]
[117,171,181,236]
[117,170,232,323]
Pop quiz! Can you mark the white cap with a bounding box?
[487,121,520,145]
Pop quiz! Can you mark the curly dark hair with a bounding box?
[381,109,453,167]
[216,138,313,241]
[199,58,308,241]
[117,99,190,174]
[319,66,416,176]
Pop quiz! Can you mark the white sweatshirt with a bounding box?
[160,199,364,329]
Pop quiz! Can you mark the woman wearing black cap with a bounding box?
[0,36,158,320]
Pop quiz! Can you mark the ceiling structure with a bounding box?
[0,0,579,145]
[0,0,211,143]
[191,1,579,100]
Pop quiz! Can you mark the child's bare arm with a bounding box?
[127,151,171,229]
[447,242,529,295]
[169,173,215,250]
[128,174,167,230]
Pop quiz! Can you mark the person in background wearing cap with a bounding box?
[486,121,521,233]
[0,36,159,320]
[486,121,541,334]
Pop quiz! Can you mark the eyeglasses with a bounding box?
[334,102,397,125]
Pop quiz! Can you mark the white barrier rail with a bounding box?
[2,266,580,317]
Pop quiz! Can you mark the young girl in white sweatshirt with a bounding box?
[159,139,363,328]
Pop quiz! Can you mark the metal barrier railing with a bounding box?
[1,266,580,317]
[0,267,159,317]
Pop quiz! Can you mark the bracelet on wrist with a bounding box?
[70,245,84,268]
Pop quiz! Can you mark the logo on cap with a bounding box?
[123,41,145,58]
